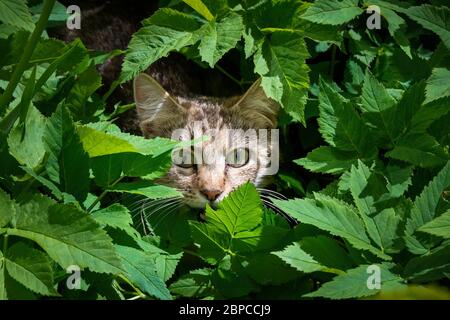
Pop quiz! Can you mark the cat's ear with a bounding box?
[230,79,279,129]
[133,73,186,137]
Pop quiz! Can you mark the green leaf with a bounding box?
[7,197,121,274]
[92,204,139,239]
[360,71,397,143]
[4,243,58,296]
[272,242,331,274]
[189,183,286,264]
[211,182,262,234]
[305,264,405,299]
[272,194,391,260]
[198,12,244,67]
[349,161,401,251]
[77,124,179,157]
[65,63,102,119]
[410,97,450,134]
[7,105,46,169]
[405,5,450,49]
[407,161,450,233]
[115,245,171,300]
[109,181,182,200]
[0,0,34,31]
[20,166,63,200]
[425,68,450,104]
[301,0,363,25]
[0,188,14,228]
[182,0,214,21]
[91,152,172,187]
[0,250,5,299]
[120,21,199,82]
[418,209,450,239]
[387,133,449,168]
[364,0,411,57]
[404,244,450,282]
[169,268,215,298]
[295,146,359,174]
[143,8,201,31]
[254,31,310,123]
[389,81,426,139]
[299,236,355,271]
[405,161,450,254]
[44,106,90,202]
[317,79,376,156]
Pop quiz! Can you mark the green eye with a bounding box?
[172,148,195,168]
[226,148,249,168]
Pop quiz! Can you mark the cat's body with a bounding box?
[52,1,280,208]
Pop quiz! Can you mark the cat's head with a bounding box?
[134,73,279,208]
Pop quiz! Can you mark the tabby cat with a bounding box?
[52,0,281,209]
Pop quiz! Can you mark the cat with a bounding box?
[134,74,279,208]
[51,0,281,209]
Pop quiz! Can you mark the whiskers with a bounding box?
[131,196,183,235]
[257,188,296,225]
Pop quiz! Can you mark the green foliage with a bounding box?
[0,0,449,301]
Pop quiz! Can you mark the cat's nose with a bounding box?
[201,189,222,201]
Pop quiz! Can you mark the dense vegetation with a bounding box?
[0,0,449,300]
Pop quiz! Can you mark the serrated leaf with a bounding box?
[349,161,399,251]
[387,133,449,168]
[272,242,330,274]
[7,198,121,274]
[65,63,102,119]
[299,236,355,271]
[305,264,404,299]
[7,105,46,170]
[272,194,391,260]
[109,181,182,200]
[169,268,215,298]
[0,0,34,31]
[120,23,198,82]
[407,161,450,233]
[44,106,89,202]
[198,12,243,67]
[295,146,359,174]
[405,162,450,254]
[4,243,58,296]
[410,97,450,134]
[0,188,14,228]
[405,5,450,49]
[403,243,450,282]
[425,68,450,104]
[115,245,171,300]
[77,124,179,158]
[91,152,172,187]
[254,31,310,123]
[212,182,262,234]
[92,204,139,239]
[182,0,214,21]
[360,71,397,144]
[419,209,450,239]
[317,79,376,156]
[364,0,411,57]
[189,183,286,264]
[301,0,363,25]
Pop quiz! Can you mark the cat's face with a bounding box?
[134,73,279,208]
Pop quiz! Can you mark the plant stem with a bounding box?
[3,234,8,254]
[215,64,242,88]
[87,176,124,212]
[329,44,337,79]
[0,0,56,116]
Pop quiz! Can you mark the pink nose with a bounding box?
[201,189,222,201]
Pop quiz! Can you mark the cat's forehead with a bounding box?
[177,97,229,132]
